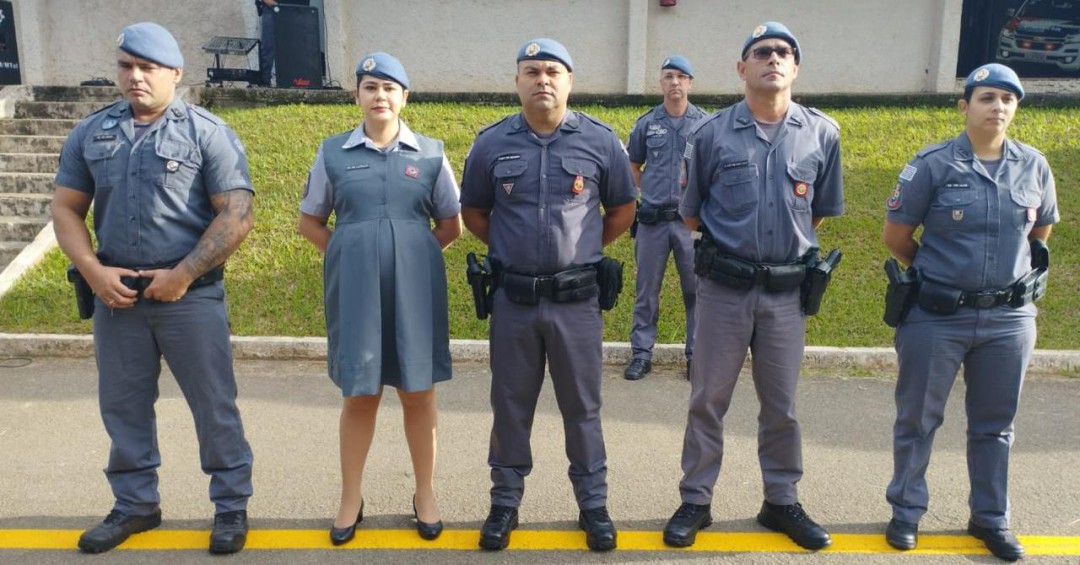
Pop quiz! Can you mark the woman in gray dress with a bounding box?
[297,52,460,544]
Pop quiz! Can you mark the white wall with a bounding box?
[13,0,963,94]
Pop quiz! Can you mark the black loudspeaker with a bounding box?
[274,5,322,88]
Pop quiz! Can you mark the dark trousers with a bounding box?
[92,283,253,515]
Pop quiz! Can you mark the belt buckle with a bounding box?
[973,291,998,309]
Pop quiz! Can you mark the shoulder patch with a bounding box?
[806,107,840,130]
[915,140,949,158]
[898,164,918,182]
[576,111,615,132]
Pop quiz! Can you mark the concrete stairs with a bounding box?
[0,86,119,274]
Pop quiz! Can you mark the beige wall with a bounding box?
[13,0,962,94]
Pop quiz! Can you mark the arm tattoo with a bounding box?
[178,189,254,278]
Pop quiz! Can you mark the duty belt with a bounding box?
[959,287,1014,309]
[637,206,681,225]
[103,261,225,295]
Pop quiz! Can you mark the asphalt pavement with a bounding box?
[0,356,1078,564]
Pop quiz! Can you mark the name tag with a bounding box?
[722,160,750,170]
[93,134,117,142]
[346,164,370,170]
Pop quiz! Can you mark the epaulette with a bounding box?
[690,107,727,135]
[575,111,614,132]
[806,107,840,131]
[476,114,513,136]
[633,107,655,123]
[186,103,226,126]
[85,100,122,118]
[915,140,950,158]
[1009,138,1045,157]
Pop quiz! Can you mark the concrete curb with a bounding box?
[0,220,57,299]
[2,333,1078,375]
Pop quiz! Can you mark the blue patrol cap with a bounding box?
[742,21,801,64]
[662,55,694,78]
[964,63,1024,101]
[116,22,184,69]
[355,52,410,89]
[516,38,573,72]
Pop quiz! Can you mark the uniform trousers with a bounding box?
[488,289,608,510]
[630,221,696,360]
[679,279,805,506]
[92,282,253,516]
[888,305,1036,529]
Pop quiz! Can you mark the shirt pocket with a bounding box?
[494,159,530,201]
[83,142,123,190]
[155,140,201,191]
[1009,186,1040,232]
[713,164,759,215]
[561,157,598,205]
[785,162,815,212]
[930,183,978,231]
[645,135,669,166]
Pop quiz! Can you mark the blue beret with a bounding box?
[355,52,410,90]
[742,21,801,64]
[116,22,184,69]
[965,63,1024,101]
[517,38,573,72]
[662,55,694,78]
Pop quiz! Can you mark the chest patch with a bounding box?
[502,182,514,195]
[405,164,420,179]
[793,182,809,198]
[952,209,964,221]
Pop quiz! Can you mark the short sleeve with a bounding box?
[201,124,254,196]
[600,133,636,209]
[885,156,932,226]
[679,130,705,219]
[810,130,845,218]
[1035,156,1059,227]
[460,141,494,209]
[300,144,333,217]
[54,122,94,193]
[431,154,461,220]
[626,119,647,164]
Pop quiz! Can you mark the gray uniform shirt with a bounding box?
[886,132,1059,290]
[627,103,706,208]
[301,119,461,220]
[460,111,636,274]
[680,100,844,263]
[55,97,254,267]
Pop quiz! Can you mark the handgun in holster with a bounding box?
[66,264,95,320]
[1010,238,1050,307]
[801,248,841,316]
[883,258,918,328]
[466,252,494,320]
[595,256,624,311]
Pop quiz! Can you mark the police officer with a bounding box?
[460,38,636,552]
[882,64,1058,562]
[256,0,278,86]
[624,55,705,381]
[663,22,843,550]
[51,23,255,554]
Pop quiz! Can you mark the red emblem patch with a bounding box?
[886,183,902,210]
[1027,207,1036,222]
[572,174,584,195]
[405,165,419,179]
[793,182,809,197]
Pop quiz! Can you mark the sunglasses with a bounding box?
[747,46,797,61]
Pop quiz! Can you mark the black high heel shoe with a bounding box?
[329,499,364,546]
[413,495,443,540]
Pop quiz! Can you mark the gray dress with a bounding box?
[304,123,458,396]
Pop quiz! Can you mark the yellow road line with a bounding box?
[1,529,1078,555]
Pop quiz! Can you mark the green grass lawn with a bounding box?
[1,102,1076,348]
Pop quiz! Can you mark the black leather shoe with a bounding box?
[885,518,918,550]
[209,510,248,554]
[330,499,364,546]
[968,521,1025,561]
[624,358,652,381]
[663,502,712,547]
[756,501,832,550]
[578,506,617,551]
[413,495,443,541]
[479,505,518,550]
[78,509,162,553]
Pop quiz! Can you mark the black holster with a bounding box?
[66,264,94,320]
[595,256,624,311]
[801,248,841,316]
[466,252,493,320]
[883,258,917,327]
[1011,238,1050,307]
